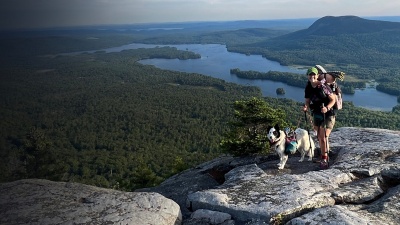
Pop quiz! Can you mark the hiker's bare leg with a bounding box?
[325,128,332,155]
[316,126,330,160]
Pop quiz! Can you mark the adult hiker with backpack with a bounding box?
[302,66,340,169]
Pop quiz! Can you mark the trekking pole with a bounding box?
[322,103,329,164]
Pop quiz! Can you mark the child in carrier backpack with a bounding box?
[302,67,336,169]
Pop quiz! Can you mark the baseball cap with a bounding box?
[306,67,318,76]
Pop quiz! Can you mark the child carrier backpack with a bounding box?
[324,74,342,110]
[315,65,345,111]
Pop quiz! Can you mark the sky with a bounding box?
[0,0,399,30]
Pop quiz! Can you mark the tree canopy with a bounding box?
[220,97,289,156]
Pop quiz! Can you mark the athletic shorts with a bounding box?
[313,112,335,129]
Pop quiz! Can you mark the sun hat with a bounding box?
[306,67,319,76]
[315,65,327,73]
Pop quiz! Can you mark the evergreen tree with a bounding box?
[220,97,289,156]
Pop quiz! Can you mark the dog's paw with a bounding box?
[307,158,313,161]
[277,163,282,167]
[278,165,284,170]
[298,159,304,162]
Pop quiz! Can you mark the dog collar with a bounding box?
[269,138,281,145]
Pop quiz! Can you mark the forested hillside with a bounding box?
[0,43,260,190]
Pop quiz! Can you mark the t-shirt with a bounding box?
[304,81,333,111]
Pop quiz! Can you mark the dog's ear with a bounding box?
[267,126,272,132]
[274,124,281,137]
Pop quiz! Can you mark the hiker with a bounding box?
[302,67,336,169]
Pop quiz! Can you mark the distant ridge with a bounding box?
[254,15,400,44]
[292,15,400,36]
[236,15,400,79]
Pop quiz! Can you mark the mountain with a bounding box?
[265,15,400,41]
[229,15,400,82]
[299,15,400,36]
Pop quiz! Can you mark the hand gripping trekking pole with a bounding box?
[322,103,329,164]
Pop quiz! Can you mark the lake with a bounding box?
[79,43,398,111]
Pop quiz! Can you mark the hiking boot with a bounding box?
[319,160,329,170]
[313,158,321,163]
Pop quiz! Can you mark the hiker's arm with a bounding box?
[321,94,335,113]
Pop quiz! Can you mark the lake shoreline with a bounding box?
[71,43,398,111]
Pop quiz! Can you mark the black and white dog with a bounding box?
[267,124,315,169]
